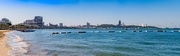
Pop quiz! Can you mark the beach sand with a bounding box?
[0,30,11,56]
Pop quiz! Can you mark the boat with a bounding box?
[145,30,153,32]
[156,30,166,32]
[60,32,67,34]
[173,28,180,30]
[119,31,126,32]
[60,32,71,34]
[138,30,142,32]
[52,32,59,34]
[66,32,71,33]
[108,30,115,33]
[21,29,35,32]
[132,30,136,32]
[172,30,179,32]
[16,29,22,31]
[78,31,86,33]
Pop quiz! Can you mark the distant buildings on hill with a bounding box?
[0,18,12,30]
[20,16,66,28]
[22,16,44,28]
[48,23,58,28]
[17,16,157,29]
[0,18,11,24]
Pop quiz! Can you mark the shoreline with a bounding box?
[0,30,11,56]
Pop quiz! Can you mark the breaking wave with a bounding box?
[8,34,30,56]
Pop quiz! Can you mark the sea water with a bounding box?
[6,29,180,56]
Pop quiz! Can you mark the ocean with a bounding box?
[6,29,180,56]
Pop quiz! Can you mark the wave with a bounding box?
[8,34,30,56]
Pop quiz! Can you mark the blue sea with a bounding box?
[6,29,180,56]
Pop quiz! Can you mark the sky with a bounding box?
[0,0,180,28]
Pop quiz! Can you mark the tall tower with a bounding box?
[87,22,90,28]
[118,20,121,28]
[34,16,43,23]
[34,16,44,27]
[59,23,63,27]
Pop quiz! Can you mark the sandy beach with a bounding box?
[0,30,11,56]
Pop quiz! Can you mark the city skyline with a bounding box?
[0,0,180,28]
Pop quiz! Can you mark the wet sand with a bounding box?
[0,30,11,56]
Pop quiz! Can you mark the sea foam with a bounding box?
[8,34,30,56]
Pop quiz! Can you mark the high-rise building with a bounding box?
[59,23,63,27]
[118,20,121,28]
[34,16,44,27]
[87,22,90,28]
[122,23,125,27]
[23,16,44,28]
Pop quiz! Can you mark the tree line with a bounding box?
[0,23,39,30]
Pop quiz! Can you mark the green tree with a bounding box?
[6,23,12,26]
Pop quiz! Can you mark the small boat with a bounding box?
[172,30,179,32]
[138,30,142,32]
[78,31,86,33]
[125,28,128,30]
[21,29,35,32]
[145,30,153,32]
[132,30,136,32]
[60,32,67,34]
[16,29,22,31]
[173,28,180,30]
[60,32,72,34]
[156,30,166,32]
[119,31,126,32]
[66,32,71,33]
[108,30,115,33]
[52,32,59,34]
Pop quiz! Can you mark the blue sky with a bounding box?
[0,0,180,27]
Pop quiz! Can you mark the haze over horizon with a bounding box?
[0,0,180,28]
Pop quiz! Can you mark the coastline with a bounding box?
[0,30,11,56]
